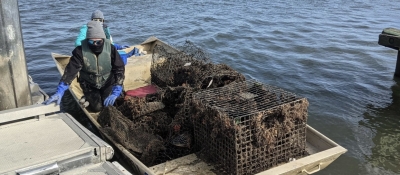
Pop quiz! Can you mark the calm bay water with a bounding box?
[18,0,400,174]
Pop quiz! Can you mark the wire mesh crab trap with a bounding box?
[150,40,247,89]
[192,79,309,175]
[150,40,211,88]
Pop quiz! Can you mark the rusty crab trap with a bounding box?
[192,79,309,175]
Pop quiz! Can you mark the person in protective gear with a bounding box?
[74,10,130,50]
[44,21,125,112]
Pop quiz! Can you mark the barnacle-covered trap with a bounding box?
[192,79,309,175]
[150,40,245,89]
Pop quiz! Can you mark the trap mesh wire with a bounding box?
[192,79,309,175]
[150,40,245,89]
[97,106,165,166]
[151,40,211,88]
[115,87,198,166]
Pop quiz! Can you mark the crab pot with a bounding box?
[192,80,309,175]
[97,106,166,166]
[150,41,211,88]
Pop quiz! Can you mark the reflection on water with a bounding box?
[360,78,400,173]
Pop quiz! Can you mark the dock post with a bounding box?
[396,51,400,77]
[0,0,32,111]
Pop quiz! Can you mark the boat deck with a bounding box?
[0,104,114,174]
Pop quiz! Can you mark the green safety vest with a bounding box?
[80,39,112,89]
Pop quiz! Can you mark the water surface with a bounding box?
[18,0,400,174]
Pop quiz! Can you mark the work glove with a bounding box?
[104,85,123,107]
[127,47,141,57]
[113,43,130,50]
[43,82,69,105]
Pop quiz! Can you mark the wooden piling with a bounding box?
[0,0,32,110]
[378,28,400,78]
[396,52,400,77]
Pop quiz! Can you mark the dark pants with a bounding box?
[79,77,114,112]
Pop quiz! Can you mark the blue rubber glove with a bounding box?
[113,43,130,50]
[104,85,123,107]
[127,47,140,57]
[43,82,69,105]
